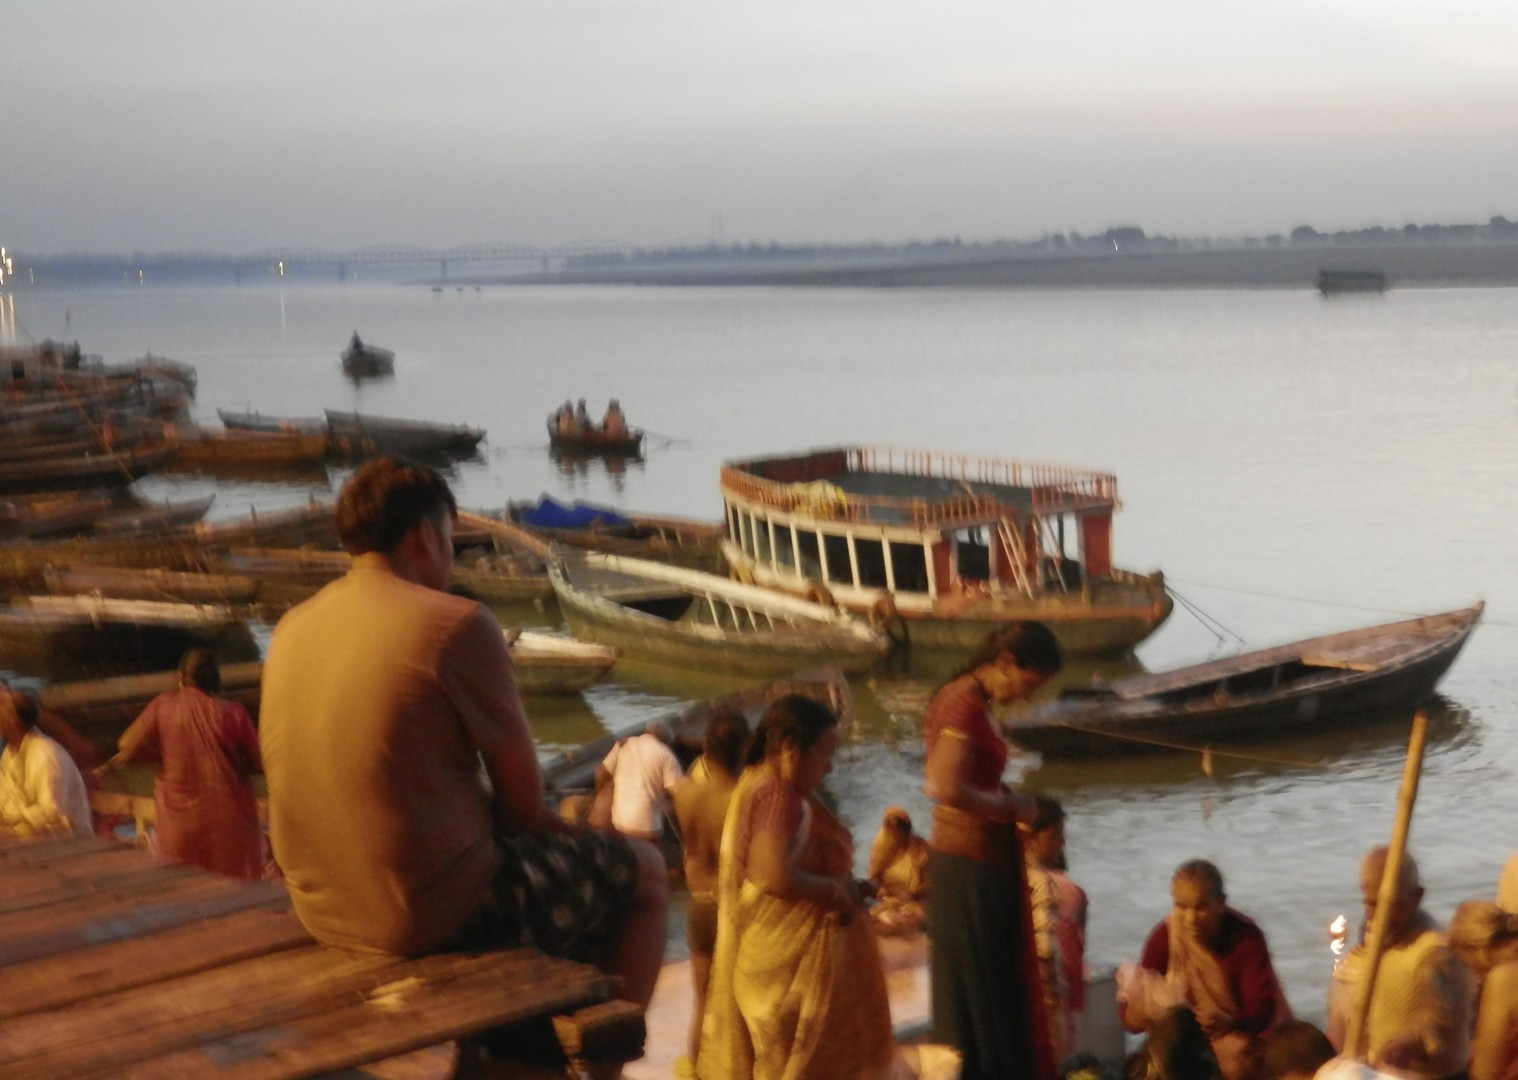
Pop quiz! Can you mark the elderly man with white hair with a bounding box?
[1326,847,1473,1080]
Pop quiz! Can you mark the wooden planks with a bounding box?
[0,837,626,1079]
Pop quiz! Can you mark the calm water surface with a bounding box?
[7,281,1518,1019]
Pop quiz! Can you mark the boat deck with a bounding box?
[0,834,633,1079]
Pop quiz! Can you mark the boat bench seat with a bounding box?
[0,834,641,1080]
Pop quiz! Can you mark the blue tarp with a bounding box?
[517,496,632,530]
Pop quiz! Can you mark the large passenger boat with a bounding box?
[718,446,1172,656]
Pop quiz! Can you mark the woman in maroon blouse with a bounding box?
[924,621,1063,1080]
[110,648,263,880]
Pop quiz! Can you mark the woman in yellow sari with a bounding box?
[697,695,895,1080]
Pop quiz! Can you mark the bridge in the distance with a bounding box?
[234,242,640,281]
[2,242,646,286]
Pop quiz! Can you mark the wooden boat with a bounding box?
[546,417,644,456]
[511,630,618,694]
[719,445,1172,656]
[450,552,553,604]
[0,595,261,679]
[509,497,726,572]
[0,490,125,540]
[206,546,352,606]
[192,501,337,551]
[455,509,551,564]
[0,442,177,494]
[539,666,852,797]
[164,427,332,470]
[43,563,260,604]
[38,660,264,744]
[550,549,890,675]
[325,409,485,458]
[1317,269,1388,295]
[89,494,217,535]
[216,408,327,435]
[1002,604,1483,758]
[340,336,396,377]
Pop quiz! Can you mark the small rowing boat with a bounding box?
[1002,603,1483,757]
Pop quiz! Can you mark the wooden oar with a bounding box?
[1345,708,1430,1061]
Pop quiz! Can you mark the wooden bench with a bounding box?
[0,834,642,1079]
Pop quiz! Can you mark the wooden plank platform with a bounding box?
[0,836,627,1079]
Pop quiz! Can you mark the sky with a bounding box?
[6,0,1518,254]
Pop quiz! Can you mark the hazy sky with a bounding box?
[7,0,1518,253]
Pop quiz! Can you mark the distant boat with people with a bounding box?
[547,398,642,455]
[1316,269,1388,295]
[719,445,1172,656]
[340,333,395,377]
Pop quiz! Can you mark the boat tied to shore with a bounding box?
[718,445,1172,656]
[1002,603,1483,757]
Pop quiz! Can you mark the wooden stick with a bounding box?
[1346,708,1430,1061]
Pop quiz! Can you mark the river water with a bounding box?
[5,281,1517,1021]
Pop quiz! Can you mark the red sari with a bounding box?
[924,676,1057,1080]
[119,688,262,880]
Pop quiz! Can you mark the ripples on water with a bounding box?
[9,282,1518,1019]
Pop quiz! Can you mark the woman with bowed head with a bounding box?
[697,694,895,1080]
[106,648,263,880]
[924,620,1064,1080]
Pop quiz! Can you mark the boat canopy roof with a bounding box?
[720,446,1118,527]
[517,496,633,530]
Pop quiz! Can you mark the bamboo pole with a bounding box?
[1345,708,1431,1061]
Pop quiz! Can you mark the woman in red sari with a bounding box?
[924,621,1063,1080]
[110,648,263,880]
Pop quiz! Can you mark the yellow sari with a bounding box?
[697,763,895,1080]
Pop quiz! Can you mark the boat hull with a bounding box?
[550,552,889,677]
[510,631,618,694]
[1004,604,1482,757]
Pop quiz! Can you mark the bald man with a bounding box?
[1326,847,1472,1080]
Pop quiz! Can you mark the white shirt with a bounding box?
[601,732,683,838]
[0,730,94,838]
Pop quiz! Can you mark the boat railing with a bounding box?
[721,447,1118,526]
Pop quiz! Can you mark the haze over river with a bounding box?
[6,281,1517,1022]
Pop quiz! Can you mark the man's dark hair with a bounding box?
[335,456,457,556]
[703,710,751,776]
[8,688,40,729]
[179,647,221,693]
[1031,795,1066,833]
[954,620,1064,680]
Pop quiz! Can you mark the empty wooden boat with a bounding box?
[216,408,327,435]
[43,564,260,604]
[549,549,890,676]
[324,410,485,458]
[164,427,332,470]
[510,630,618,694]
[1002,603,1483,758]
[0,594,261,679]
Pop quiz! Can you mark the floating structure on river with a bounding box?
[719,445,1172,656]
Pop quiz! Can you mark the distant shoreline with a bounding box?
[473,239,1518,290]
[5,238,1517,291]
